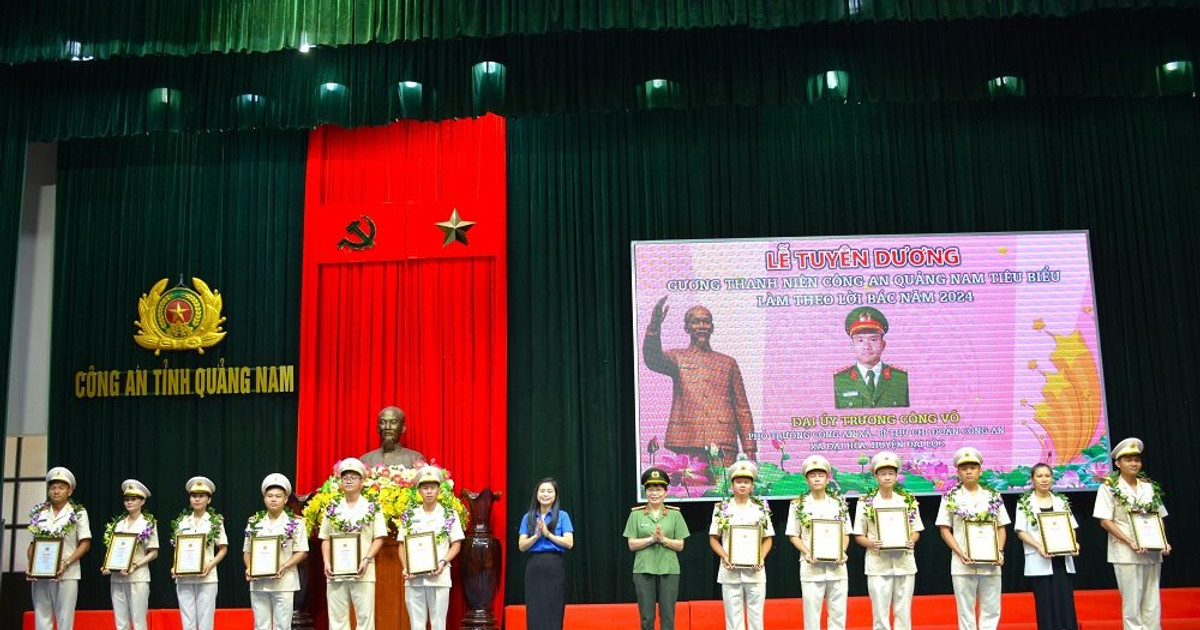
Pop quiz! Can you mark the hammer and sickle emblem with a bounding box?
[337,215,377,250]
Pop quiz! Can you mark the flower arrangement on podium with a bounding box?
[303,462,470,535]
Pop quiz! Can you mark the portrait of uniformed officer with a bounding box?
[833,307,909,409]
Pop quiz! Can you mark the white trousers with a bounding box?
[1114,563,1162,630]
[327,580,376,630]
[111,581,151,630]
[950,574,1001,630]
[801,579,848,630]
[720,583,765,630]
[405,584,450,630]
[176,582,219,630]
[250,590,295,630]
[866,574,915,630]
[31,579,79,630]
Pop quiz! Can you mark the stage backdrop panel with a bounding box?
[296,115,508,627]
[632,231,1110,500]
[48,131,307,610]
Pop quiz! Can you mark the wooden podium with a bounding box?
[371,539,410,630]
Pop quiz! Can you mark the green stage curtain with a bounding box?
[48,130,307,610]
[6,12,1199,141]
[0,111,26,481]
[2,0,1196,64]
[506,100,1200,604]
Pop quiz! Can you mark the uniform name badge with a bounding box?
[874,507,912,550]
[30,539,64,577]
[330,533,362,576]
[810,518,845,562]
[104,533,139,572]
[404,531,439,576]
[964,520,1000,563]
[726,524,763,567]
[1129,510,1167,551]
[1036,511,1078,556]
[173,533,208,576]
[249,535,283,578]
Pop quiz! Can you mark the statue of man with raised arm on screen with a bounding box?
[642,296,757,468]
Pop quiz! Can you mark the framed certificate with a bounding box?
[330,533,362,576]
[173,534,207,576]
[964,520,1000,563]
[249,535,283,578]
[1129,511,1167,551]
[104,533,138,572]
[809,519,845,562]
[1036,511,1078,556]
[725,524,763,567]
[30,539,64,577]
[404,531,439,576]
[874,507,912,550]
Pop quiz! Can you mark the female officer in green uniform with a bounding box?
[623,467,690,630]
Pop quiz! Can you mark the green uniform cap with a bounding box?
[845,306,889,336]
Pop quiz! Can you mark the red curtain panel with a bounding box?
[296,116,508,624]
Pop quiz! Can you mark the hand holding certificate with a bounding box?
[725,525,763,568]
[249,536,282,578]
[810,519,845,563]
[874,507,912,550]
[30,539,64,578]
[330,533,362,577]
[104,533,138,573]
[964,521,1000,564]
[404,531,439,576]
[1129,511,1167,552]
[173,534,207,576]
[1036,512,1078,556]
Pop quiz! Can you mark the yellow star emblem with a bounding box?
[435,209,476,247]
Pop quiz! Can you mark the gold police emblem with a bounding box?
[134,278,226,354]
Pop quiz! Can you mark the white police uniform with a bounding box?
[934,448,1010,630]
[30,467,92,630]
[246,474,309,630]
[110,479,158,630]
[320,458,388,630]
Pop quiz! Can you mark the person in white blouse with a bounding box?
[935,447,1010,630]
[172,476,228,630]
[244,473,309,630]
[27,466,92,630]
[1014,463,1079,630]
[786,455,851,630]
[709,459,774,630]
[398,465,465,630]
[319,457,388,630]
[1093,438,1170,630]
[102,479,159,630]
[852,452,923,630]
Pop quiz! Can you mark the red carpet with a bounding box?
[503,587,1200,630]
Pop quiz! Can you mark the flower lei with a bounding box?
[862,485,919,524]
[1104,472,1164,514]
[1017,490,1072,525]
[325,498,380,533]
[103,512,156,547]
[944,483,1003,522]
[397,498,458,543]
[170,508,224,546]
[791,489,849,530]
[28,500,84,539]
[714,496,772,532]
[245,508,301,543]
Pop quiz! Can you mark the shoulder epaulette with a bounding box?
[631,505,646,511]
